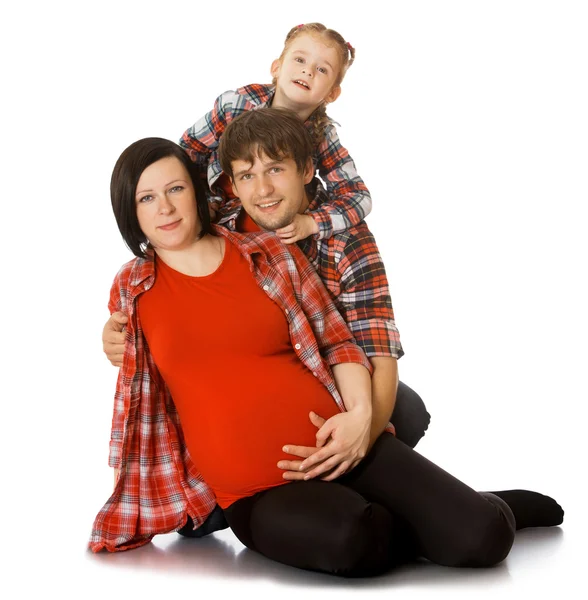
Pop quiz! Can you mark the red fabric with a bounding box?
[138,241,339,508]
[89,225,371,552]
[236,209,262,233]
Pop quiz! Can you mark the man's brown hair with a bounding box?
[218,108,313,180]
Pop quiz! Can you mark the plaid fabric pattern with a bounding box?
[218,181,404,360]
[179,84,372,239]
[89,225,371,553]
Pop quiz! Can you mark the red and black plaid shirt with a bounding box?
[218,181,404,360]
[89,226,372,553]
[179,84,372,239]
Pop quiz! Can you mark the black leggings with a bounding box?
[224,434,516,577]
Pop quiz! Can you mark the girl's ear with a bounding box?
[270,59,281,80]
[325,85,342,104]
[303,158,314,184]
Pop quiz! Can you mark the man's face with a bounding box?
[230,151,313,231]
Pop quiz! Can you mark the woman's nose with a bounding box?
[159,196,175,214]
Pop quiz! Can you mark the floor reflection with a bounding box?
[88,526,564,587]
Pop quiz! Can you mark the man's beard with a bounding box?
[249,204,299,232]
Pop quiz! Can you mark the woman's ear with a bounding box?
[325,85,342,104]
[270,58,281,80]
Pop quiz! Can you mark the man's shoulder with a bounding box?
[329,221,379,257]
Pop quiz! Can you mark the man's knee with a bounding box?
[440,511,515,568]
[392,381,431,448]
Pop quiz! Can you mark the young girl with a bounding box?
[180,22,369,244]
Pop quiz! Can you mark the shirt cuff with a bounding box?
[324,343,373,375]
[309,208,333,240]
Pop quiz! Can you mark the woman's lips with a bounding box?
[158,219,181,231]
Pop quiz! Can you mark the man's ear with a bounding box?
[325,85,342,104]
[270,59,281,80]
[303,158,314,184]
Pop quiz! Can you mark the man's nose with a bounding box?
[256,175,274,197]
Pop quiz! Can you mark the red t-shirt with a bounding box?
[137,239,339,507]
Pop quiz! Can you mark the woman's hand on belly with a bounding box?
[278,408,371,482]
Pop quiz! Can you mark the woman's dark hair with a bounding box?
[110,137,213,258]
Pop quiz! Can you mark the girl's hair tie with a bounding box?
[346,41,353,50]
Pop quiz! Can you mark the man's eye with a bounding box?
[269,167,282,174]
[240,174,252,181]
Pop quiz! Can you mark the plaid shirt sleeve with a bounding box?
[179,85,271,206]
[106,266,131,468]
[178,89,240,205]
[311,123,372,240]
[336,225,404,359]
[285,242,373,374]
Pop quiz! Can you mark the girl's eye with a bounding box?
[317,66,327,74]
[294,57,304,63]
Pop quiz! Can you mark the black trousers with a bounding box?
[223,434,516,577]
[178,381,431,540]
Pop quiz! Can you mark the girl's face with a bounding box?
[271,34,342,110]
[135,156,201,252]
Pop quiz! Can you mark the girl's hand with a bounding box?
[276,214,319,244]
[279,409,371,481]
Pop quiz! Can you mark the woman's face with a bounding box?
[135,156,201,252]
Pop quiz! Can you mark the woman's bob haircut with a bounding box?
[110,137,213,258]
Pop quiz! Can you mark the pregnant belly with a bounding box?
[177,358,341,507]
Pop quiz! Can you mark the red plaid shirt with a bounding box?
[179,84,372,239]
[218,180,404,360]
[89,226,372,553]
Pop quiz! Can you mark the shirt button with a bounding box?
[285,309,289,315]
[313,372,318,377]
[263,285,269,291]
[295,343,301,350]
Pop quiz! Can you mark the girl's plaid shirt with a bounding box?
[89,226,372,553]
[180,84,372,240]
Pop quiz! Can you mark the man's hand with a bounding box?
[276,214,319,244]
[102,312,128,367]
[278,408,371,482]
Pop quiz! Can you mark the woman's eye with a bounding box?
[139,195,153,203]
[169,186,183,193]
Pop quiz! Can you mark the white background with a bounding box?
[2,1,587,598]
